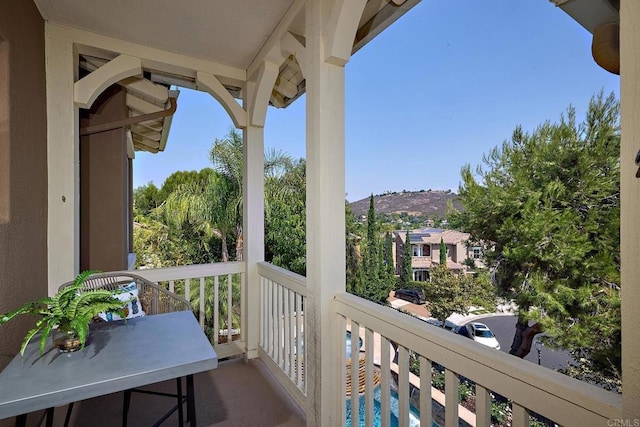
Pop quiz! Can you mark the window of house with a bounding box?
[415,270,429,281]
[472,247,481,259]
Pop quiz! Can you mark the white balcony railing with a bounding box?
[122,262,621,426]
[257,262,307,411]
[126,262,245,359]
[334,292,622,427]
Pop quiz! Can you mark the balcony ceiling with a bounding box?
[34,0,419,152]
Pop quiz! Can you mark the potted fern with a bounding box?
[0,271,129,355]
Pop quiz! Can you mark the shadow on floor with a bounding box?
[30,357,305,427]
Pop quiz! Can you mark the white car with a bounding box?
[464,322,501,350]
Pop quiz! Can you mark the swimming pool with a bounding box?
[346,386,426,427]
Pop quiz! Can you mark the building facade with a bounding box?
[394,228,485,281]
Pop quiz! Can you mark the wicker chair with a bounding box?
[58,272,191,315]
[59,272,193,427]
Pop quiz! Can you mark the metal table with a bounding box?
[0,311,218,426]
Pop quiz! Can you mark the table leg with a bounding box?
[46,407,54,427]
[15,414,26,427]
[186,374,196,427]
[176,377,184,426]
[123,389,132,427]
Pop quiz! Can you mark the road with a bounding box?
[467,314,574,371]
[388,293,574,372]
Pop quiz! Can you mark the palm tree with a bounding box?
[209,128,292,261]
[161,170,236,261]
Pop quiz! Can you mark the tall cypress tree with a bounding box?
[401,230,413,286]
[365,195,379,283]
[383,232,395,283]
[439,237,447,267]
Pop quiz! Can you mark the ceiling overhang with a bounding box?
[549,0,619,33]
[34,0,421,152]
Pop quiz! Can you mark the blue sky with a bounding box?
[133,0,620,203]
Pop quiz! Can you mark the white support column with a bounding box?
[243,80,265,360]
[305,0,353,424]
[45,27,79,295]
[620,1,640,420]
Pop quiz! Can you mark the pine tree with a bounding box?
[451,91,621,384]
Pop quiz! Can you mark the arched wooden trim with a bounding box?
[74,55,141,109]
[196,71,247,129]
[249,61,279,128]
[281,32,307,78]
[323,0,367,66]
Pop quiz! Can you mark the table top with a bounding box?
[0,311,218,420]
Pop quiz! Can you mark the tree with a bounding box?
[161,171,237,262]
[422,266,495,327]
[353,195,396,303]
[364,195,379,285]
[133,182,161,217]
[401,230,413,285]
[382,232,396,286]
[450,91,621,382]
[346,201,364,295]
[439,237,447,267]
[159,169,211,202]
[265,158,306,275]
[210,128,292,261]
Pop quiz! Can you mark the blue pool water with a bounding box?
[346,386,429,427]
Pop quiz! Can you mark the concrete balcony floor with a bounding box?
[33,357,305,427]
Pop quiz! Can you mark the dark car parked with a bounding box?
[393,289,425,304]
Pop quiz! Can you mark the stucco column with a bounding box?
[243,120,265,360]
[45,26,79,295]
[620,1,640,420]
[305,1,348,424]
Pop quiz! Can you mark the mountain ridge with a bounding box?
[349,190,463,219]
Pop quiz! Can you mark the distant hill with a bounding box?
[349,190,463,219]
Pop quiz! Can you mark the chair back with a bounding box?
[59,272,191,315]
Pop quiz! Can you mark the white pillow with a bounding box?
[98,282,146,321]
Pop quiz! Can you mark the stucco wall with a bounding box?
[0,0,47,371]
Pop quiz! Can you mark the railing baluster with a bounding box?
[288,289,295,378]
[296,293,303,389]
[269,280,276,360]
[276,282,283,366]
[260,276,265,348]
[364,327,374,427]
[380,335,391,427]
[512,402,529,427]
[420,356,432,426]
[350,320,359,418]
[475,384,491,427]
[283,288,291,373]
[398,346,410,427]
[445,368,459,427]
[184,278,190,303]
[199,277,205,329]
[338,315,347,427]
[213,275,219,345]
[226,273,232,344]
[169,279,174,294]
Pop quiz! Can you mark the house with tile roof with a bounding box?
[394,228,485,281]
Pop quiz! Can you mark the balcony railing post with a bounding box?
[242,122,265,360]
[621,1,640,420]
